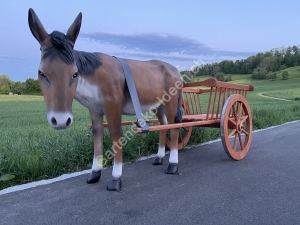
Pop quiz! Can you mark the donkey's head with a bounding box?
[28,8,82,129]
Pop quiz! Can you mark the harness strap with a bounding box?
[113,56,149,133]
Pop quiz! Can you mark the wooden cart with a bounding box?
[92,78,255,161]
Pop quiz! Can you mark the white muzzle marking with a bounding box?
[47,111,73,130]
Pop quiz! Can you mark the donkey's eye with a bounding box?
[39,71,46,78]
[72,72,78,79]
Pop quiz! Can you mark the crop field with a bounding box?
[1,71,300,190]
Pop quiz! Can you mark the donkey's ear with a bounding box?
[28,8,48,44]
[67,12,82,48]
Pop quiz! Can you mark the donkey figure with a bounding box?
[28,8,183,191]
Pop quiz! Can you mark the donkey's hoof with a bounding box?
[165,163,178,174]
[152,157,163,165]
[87,170,101,184]
[107,178,122,192]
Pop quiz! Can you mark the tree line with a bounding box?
[1,45,299,95]
[0,74,41,95]
[181,45,300,80]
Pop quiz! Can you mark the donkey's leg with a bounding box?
[164,99,181,174]
[153,110,168,165]
[105,112,123,191]
[166,128,180,174]
[87,111,104,184]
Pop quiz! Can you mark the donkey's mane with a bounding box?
[74,50,101,76]
[42,31,101,75]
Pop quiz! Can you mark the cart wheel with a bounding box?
[221,94,252,160]
[165,100,192,150]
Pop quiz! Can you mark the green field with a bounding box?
[1,68,300,190]
[261,88,300,100]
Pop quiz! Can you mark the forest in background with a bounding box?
[0,75,41,95]
[181,45,300,81]
[1,45,300,95]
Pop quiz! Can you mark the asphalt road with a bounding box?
[0,121,300,225]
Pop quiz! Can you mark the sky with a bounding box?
[1,0,300,82]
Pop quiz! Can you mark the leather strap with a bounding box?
[113,57,149,133]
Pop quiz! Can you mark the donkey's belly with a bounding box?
[122,99,161,115]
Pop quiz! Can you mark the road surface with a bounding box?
[0,121,299,225]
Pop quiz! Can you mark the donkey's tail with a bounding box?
[174,93,183,123]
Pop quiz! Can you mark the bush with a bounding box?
[279,64,287,70]
[252,67,267,79]
[215,72,225,81]
[282,71,289,80]
[224,75,232,82]
[267,72,277,81]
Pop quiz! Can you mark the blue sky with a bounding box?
[1,0,300,81]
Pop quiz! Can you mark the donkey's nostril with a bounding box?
[51,117,57,126]
[66,117,71,126]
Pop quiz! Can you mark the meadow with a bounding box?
[0,69,300,190]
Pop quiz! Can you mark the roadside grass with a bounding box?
[1,73,300,190]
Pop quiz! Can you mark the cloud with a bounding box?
[80,32,210,54]
[79,32,254,60]
[0,55,28,60]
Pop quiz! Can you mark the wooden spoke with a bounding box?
[228,129,237,138]
[238,133,244,150]
[240,115,248,124]
[237,102,243,118]
[179,132,183,142]
[242,129,249,136]
[182,127,189,131]
[232,104,237,121]
[228,118,236,126]
[233,133,238,151]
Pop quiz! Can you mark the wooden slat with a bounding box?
[215,87,222,119]
[197,93,202,114]
[210,87,217,119]
[206,87,213,120]
[88,119,160,129]
[134,119,221,132]
[183,78,254,92]
[183,78,217,88]
[182,87,202,93]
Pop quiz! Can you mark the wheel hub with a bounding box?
[236,122,243,133]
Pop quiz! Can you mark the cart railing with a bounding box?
[182,78,254,121]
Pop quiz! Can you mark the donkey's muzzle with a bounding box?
[47,112,73,130]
